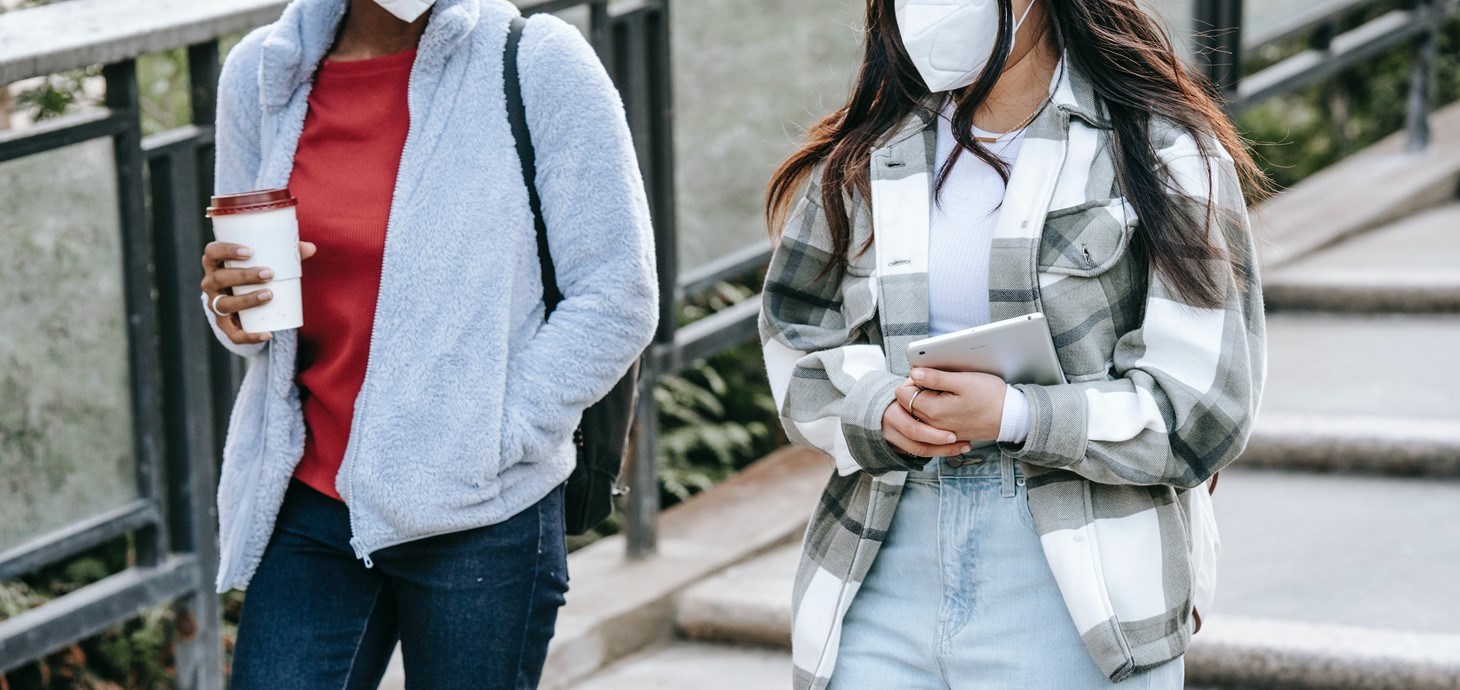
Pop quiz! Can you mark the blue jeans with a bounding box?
[828,457,1184,689]
[230,479,568,690]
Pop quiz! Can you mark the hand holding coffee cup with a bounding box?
[202,189,315,344]
[201,239,317,345]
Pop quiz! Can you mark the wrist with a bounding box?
[997,384,1031,444]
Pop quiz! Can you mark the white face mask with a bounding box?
[373,0,437,23]
[895,0,1036,93]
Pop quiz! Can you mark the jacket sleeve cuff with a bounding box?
[200,292,266,359]
[841,371,926,475]
[999,383,1088,468]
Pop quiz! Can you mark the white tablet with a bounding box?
[906,313,1068,386]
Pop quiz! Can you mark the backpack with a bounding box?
[503,16,643,535]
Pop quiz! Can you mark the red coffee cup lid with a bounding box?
[207,188,298,217]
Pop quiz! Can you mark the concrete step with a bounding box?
[379,446,833,690]
[675,470,1460,689]
[1261,313,1460,421]
[1245,313,1460,475]
[1210,470,1460,635]
[538,446,829,690]
[569,642,791,690]
[1243,414,1460,476]
[1265,204,1460,313]
[675,543,797,650]
[563,640,1309,690]
[1254,101,1460,272]
[1190,617,1460,690]
[605,624,1460,690]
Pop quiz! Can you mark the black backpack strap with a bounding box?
[504,15,564,316]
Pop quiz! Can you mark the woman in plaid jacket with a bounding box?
[760,0,1267,688]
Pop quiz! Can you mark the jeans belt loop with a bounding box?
[1000,454,1017,498]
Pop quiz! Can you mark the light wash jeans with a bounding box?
[828,456,1185,689]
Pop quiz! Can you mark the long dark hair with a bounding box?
[765,0,1267,309]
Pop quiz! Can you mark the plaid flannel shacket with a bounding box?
[760,63,1267,688]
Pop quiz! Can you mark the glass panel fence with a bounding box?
[0,136,139,555]
[672,0,862,274]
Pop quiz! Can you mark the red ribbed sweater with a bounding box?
[289,48,415,500]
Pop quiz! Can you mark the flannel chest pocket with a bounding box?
[1037,198,1142,381]
[1039,198,1137,275]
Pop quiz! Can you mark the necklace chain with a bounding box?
[974,98,1049,143]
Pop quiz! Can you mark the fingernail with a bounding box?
[911,369,925,381]
[946,434,957,443]
[238,247,253,258]
[260,333,272,341]
[259,268,273,280]
[259,289,273,301]
[961,445,973,454]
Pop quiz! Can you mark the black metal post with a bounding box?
[588,0,612,61]
[148,143,225,690]
[1407,0,1438,151]
[104,59,170,570]
[608,1,676,559]
[186,37,235,481]
[153,40,226,690]
[1194,0,1245,98]
[186,41,246,462]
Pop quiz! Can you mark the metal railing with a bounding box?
[0,0,676,682]
[1194,0,1454,150]
[0,40,227,683]
[0,0,1454,683]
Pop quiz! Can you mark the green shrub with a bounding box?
[1238,7,1460,190]
[1,539,177,690]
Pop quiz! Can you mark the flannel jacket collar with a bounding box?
[874,60,1109,158]
[866,58,1104,379]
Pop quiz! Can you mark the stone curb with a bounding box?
[674,543,792,651]
[1264,272,1460,313]
[1243,414,1460,477]
[675,545,797,650]
[536,447,829,690]
[1188,617,1460,690]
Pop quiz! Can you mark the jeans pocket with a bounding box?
[1136,657,1186,689]
[1017,484,1040,534]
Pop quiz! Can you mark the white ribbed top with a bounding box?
[926,102,1031,444]
[927,106,1025,337]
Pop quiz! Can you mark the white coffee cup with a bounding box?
[207,189,304,333]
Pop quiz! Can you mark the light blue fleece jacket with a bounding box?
[203,0,658,592]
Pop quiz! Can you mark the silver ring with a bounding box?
[209,292,230,318]
[908,387,927,421]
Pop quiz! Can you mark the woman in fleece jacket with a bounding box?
[196,0,656,687]
[761,0,1266,688]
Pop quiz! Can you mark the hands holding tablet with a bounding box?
[881,367,1006,458]
[904,368,1007,442]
